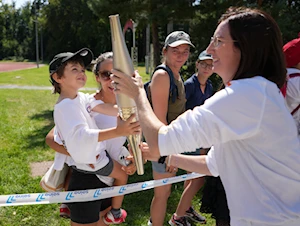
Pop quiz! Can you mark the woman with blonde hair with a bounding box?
[146,31,194,226]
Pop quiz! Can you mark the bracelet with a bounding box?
[167,155,172,167]
[158,156,167,164]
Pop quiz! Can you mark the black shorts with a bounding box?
[71,151,114,176]
[67,169,112,224]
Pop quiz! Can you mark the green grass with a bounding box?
[0,64,150,87]
[0,66,215,225]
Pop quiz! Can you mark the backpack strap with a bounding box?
[153,64,179,103]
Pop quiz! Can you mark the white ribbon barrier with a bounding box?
[0,173,204,207]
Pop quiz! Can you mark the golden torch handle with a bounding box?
[109,14,144,175]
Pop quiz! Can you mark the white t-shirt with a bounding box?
[54,92,109,171]
[89,95,127,186]
[285,68,300,135]
[89,95,126,161]
[158,76,300,225]
[53,92,127,186]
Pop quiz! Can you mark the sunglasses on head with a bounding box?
[99,71,112,81]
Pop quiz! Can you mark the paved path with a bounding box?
[0,62,41,72]
[0,62,97,91]
[30,161,53,177]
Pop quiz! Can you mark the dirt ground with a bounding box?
[30,161,53,177]
[0,62,38,72]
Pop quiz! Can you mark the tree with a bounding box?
[88,0,198,66]
[0,0,4,59]
[0,1,36,60]
[257,0,300,44]
[1,0,299,64]
[43,0,111,61]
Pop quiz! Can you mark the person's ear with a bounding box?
[95,75,101,84]
[51,72,61,84]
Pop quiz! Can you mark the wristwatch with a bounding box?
[158,156,167,164]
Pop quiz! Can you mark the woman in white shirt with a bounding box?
[111,7,300,226]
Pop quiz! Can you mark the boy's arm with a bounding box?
[45,127,70,156]
[98,114,140,141]
[92,103,119,116]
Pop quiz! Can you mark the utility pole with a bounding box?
[34,1,39,68]
[131,20,138,69]
[145,24,150,74]
[40,29,43,62]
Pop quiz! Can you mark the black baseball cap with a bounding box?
[49,48,93,75]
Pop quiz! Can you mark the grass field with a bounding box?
[0,65,215,225]
[0,65,150,88]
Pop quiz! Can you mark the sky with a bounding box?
[3,0,31,8]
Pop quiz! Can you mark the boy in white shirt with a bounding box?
[49,48,140,224]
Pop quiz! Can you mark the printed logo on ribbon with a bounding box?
[66,192,75,201]
[6,196,16,204]
[0,173,203,207]
[119,186,126,194]
[6,194,30,204]
[93,189,101,198]
[36,194,45,202]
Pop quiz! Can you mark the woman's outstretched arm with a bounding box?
[111,69,164,160]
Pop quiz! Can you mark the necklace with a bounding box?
[98,89,116,104]
[94,90,104,101]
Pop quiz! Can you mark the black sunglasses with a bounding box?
[99,71,112,81]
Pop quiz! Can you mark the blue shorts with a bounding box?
[151,161,168,173]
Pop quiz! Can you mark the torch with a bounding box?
[109,14,144,175]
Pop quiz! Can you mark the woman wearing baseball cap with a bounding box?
[185,50,214,110]
[146,31,194,226]
[168,50,215,225]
